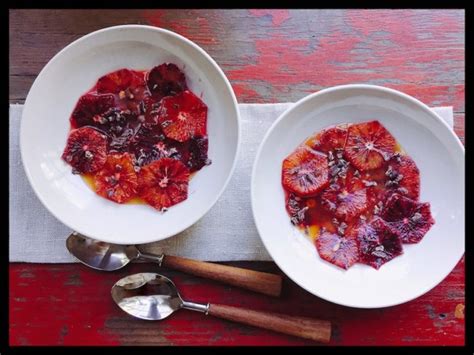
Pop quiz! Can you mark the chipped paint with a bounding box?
[9,8,465,346]
[10,259,465,345]
[143,10,218,46]
[10,265,120,345]
[249,9,291,27]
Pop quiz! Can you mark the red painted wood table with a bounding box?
[9,9,465,346]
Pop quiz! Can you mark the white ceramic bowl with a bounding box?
[21,25,240,245]
[252,84,464,308]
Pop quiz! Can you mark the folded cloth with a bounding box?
[9,103,453,262]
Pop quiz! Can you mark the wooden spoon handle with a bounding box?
[161,255,282,297]
[208,304,331,343]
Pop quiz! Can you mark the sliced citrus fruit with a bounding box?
[62,127,108,174]
[282,147,329,197]
[185,137,210,172]
[352,217,403,269]
[384,154,420,200]
[70,93,115,128]
[344,121,397,171]
[96,68,145,94]
[94,153,138,203]
[147,63,188,100]
[138,158,190,211]
[306,125,348,154]
[157,90,207,142]
[320,179,368,222]
[316,231,359,269]
[381,193,434,243]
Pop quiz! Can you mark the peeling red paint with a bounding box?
[346,10,416,38]
[9,257,464,345]
[383,84,465,111]
[249,9,291,27]
[231,83,264,103]
[9,8,465,347]
[346,10,463,65]
[226,31,405,91]
[10,266,120,345]
[140,9,463,112]
[143,10,218,46]
[141,9,167,27]
[225,12,464,109]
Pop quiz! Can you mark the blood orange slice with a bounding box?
[344,121,397,171]
[157,90,207,142]
[320,179,368,222]
[147,63,188,100]
[282,147,329,197]
[384,154,420,200]
[62,127,108,174]
[381,193,434,243]
[306,125,348,154]
[138,158,190,211]
[94,153,138,203]
[316,231,359,269]
[186,137,210,172]
[96,69,145,94]
[352,217,403,269]
[70,93,115,128]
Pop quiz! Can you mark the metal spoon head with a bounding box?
[66,232,140,271]
[111,273,183,320]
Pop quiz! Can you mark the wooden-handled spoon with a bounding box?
[66,232,282,297]
[112,273,331,343]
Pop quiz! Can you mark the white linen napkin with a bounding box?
[9,103,453,262]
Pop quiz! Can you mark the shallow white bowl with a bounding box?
[251,84,464,308]
[21,25,240,245]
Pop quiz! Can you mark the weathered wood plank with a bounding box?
[9,258,464,345]
[10,10,465,112]
[9,9,465,346]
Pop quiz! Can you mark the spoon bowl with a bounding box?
[67,232,283,297]
[66,232,140,271]
[112,273,184,320]
[111,272,331,343]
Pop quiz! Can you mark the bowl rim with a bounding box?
[20,24,241,244]
[251,83,464,308]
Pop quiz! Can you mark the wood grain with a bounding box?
[9,9,465,346]
[9,259,465,346]
[162,255,282,297]
[208,303,331,343]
